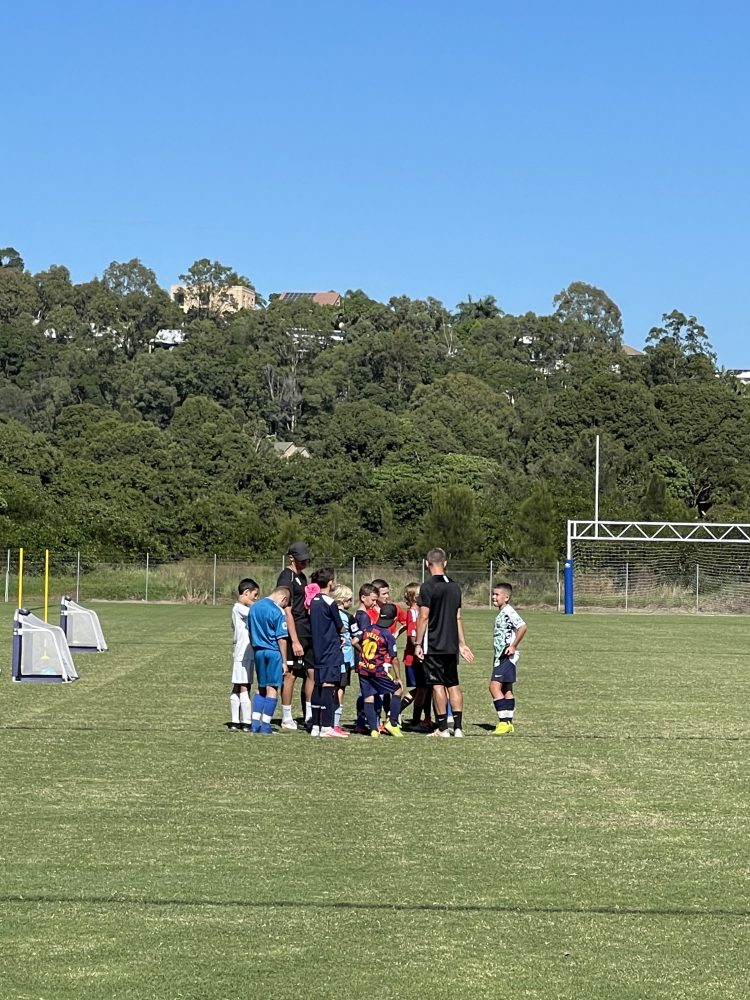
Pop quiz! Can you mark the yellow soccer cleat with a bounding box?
[492,721,513,735]
[383,720,404,738]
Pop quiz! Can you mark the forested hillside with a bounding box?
[1,248,747,564]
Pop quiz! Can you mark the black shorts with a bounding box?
[286,635,314,676]
[338,666,352,689]
[422,653,459,688]
[491,656,517,684]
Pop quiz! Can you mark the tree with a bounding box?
[455,294,503,323]
[177,259,258,318]
[0,247,24,271]
[102,258,160,297]
[553,281,623,350]
[646,310,716,368]
[421,484,484,560]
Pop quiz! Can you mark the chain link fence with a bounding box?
[3,550,562,610]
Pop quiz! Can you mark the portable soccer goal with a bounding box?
[60,596,108,652]
[565,520,750,614]
[11,609,79,682]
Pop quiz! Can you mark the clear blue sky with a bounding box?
[4,1,749,365]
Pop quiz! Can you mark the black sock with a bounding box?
[321,686,335,728]
[453,710,463,731]
[437,713,449,732]
[311,684,323,728]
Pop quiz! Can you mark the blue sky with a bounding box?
[4,1,749,364]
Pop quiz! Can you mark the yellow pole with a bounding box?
[18,547,24,609]
[44,549,50,622]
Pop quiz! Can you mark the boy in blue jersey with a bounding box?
[309,568,348,738]
[489,583,527,735]
[248,586,291,734]
[357,603,404,738]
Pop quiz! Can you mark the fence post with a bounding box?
[212,554,217,606]
[351,555,356,596]
[145,552,150,603]
[4,548,9,603]
[695,563,700,614]
[75,550,81,602]
[556,560,561,612]
[421,559,425,583]
[488,560,493,608]
[625,562,629,613]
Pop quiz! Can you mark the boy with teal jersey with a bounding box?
[248,587,290,734]
[489,582,527,735]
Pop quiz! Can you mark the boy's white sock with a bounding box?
[281,704,293,723]
[305,701,313,722]
[239,691,251,723]
[229,693,241,724]
[334,705,343,727]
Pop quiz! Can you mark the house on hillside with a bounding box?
[269,439,311,460]
[170,284,256,314]
[276,291,342,307]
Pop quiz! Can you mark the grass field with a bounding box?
[1,605,748,999]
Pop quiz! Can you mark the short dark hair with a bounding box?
[359,583,376,599]
[494,582,513,595]
[371,578,389,592]
[426,548,447,566]
[311,567,336,589]
[239,578,259,595]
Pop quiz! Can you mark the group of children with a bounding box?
[229,570,527,737]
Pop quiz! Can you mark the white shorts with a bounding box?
[231,651,254,686]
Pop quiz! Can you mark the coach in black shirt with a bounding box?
[414,547,474,738]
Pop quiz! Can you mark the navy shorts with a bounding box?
[314,662,341,685]
[256,648,284,689]
[491,656,517,684]
[358,672,400,699]
[405,660,426,688]
[338,666,353,689]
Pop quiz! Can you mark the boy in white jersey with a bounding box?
[489,582,527,735]
[228,577,260,732]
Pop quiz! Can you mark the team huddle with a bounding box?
[228,543,528,738]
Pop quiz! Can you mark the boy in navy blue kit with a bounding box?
[309,568,348,738]
[489,583,527,735]
[248,587,290,734]
[357,603,404,738]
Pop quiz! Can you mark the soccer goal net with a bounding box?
[12,609,79,682]
[60,596,108,652]
[567,521,750,613]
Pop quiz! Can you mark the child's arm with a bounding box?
[390,653,403,692]
[277,636,289,673]
[507,623,527,657]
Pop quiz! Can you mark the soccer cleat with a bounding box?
[322,727,349,738]
[378,724,387,734]
[429,728,452,738]
[251,720,262,733]
[419,719,434,731]
[453,728,465,738]
[227,722,241,732]
[310,726,321,737]
[259,723,275,735]
[492,721,513,735]
[383,720,404,738]
[370,729,381,738]
[281,720,298,731]
[331,725,350,737]
[240,723,253,733]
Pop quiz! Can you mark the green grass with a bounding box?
[1,606,748,999]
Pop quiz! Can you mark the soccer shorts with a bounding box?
[405,660,426,688]
[286,635,313,676]
[491,654,518,684]
[314,662,341,685]
[422,653,459,688]
[358,672,400,700]
[338,665,353,689]
[255,649,284,689]
[231,649,254,685]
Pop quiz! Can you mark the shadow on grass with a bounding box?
[0,894,748,919]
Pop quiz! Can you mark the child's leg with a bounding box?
[229,684,241,725]
[320,683,336,733]
[490,680,515,730]
[363,695,379,733]
[311,682,323,734]
[334,685,344,728]
[260,684,278,733]
[447,684,463,732]
[252,687,266,732]
[304,668,315,724]
[238,684,252,725]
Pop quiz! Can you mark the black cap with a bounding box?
[377,602,398,627]
[287,541,312,562]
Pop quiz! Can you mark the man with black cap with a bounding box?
[277,541,313,730]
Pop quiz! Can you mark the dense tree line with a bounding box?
[0,248,746,565]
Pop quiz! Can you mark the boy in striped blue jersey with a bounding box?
[489,583,527,735]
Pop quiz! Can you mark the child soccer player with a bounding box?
[357,603,404,738]
[228,578,260,732]
[489,582,528,735]
[309,568,348,738]
[333,584,359,734]
[248,587,291,734]
[353,584,378,733]
[402,581,432,730]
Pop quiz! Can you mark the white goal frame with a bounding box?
[564,520,750,614]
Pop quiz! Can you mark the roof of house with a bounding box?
[278,291,341,306]
[622,343,646,357]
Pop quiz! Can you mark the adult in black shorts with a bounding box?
[277,541,313,730]
[414,547,474,738]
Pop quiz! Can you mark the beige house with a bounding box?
[170,283,256,314]
[277,291,342,307]
[270,440,311,460]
